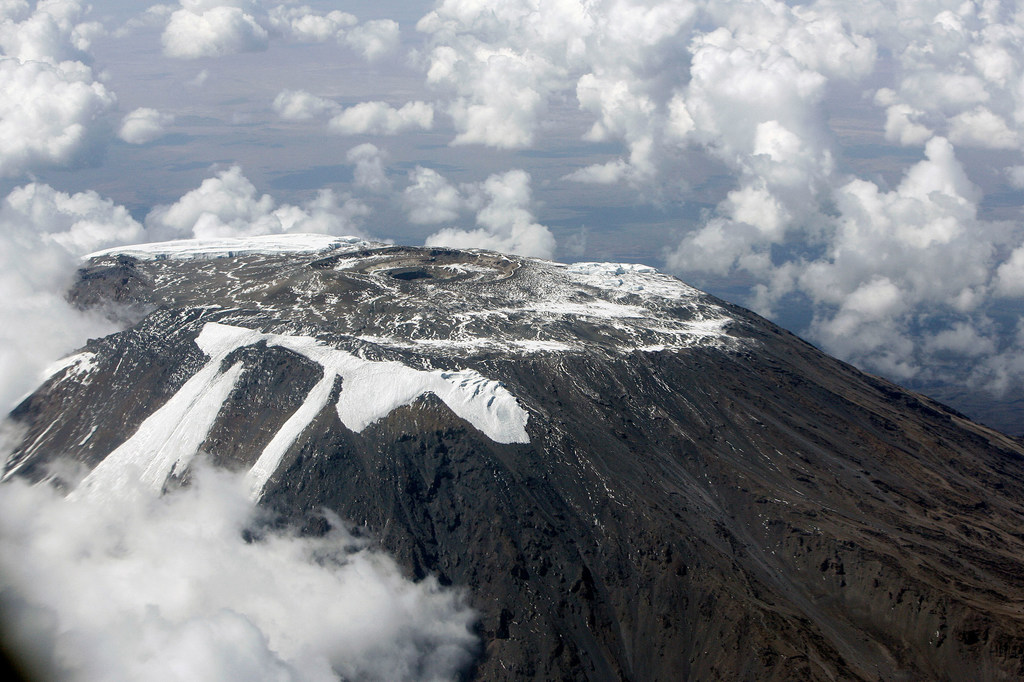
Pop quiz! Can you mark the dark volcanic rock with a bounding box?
[6,236,1024,681]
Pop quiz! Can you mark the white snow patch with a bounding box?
[510,339,575,353]
[245,368,336,499]
[77,425,98,446]
[205,323,530,444]
[85,234,372,261]
[7,352,100,421]
[564,261,705,300]
[356,336,574,355]
[40,352,97,382]
[509,299,651,320]
[74,322,528,500]
[72,355,245,501]
[644,316,732,338]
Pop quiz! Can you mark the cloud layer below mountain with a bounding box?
[0,460,478,682]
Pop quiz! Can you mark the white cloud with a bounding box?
[948,106,1019,149]
[799,136,992,325]
[402,166,467,225]
[272,89,337,122]
[856,1,1024,150]
[0,0,101,63]
[0,58,115,175]
[924,322,997,358]
[145,166,369,240]
[272,189,370,236]
[273,93,433,137]
[879,101,933,146]
[576,73,656,177]
[0,182,143,411]
[346,143,390,193]
[188,68,209,87]
[343,19,399,61]
[266,5,355,42]
[564,158,629,184]
[673,134,1020,388]
[723,181,789,238]
[416,0,594,149]
[328,101,433,136]
[0,1,116,177]
[162,2,269,59]
[0,461,479,681]
[158,2,398,61]
[1007,165,1024,189]
[119,107,174,144]
[3,182,143,255]
[424,169,555,259]
[994,245,1024,298]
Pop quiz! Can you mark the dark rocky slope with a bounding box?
[5,237,1024,681]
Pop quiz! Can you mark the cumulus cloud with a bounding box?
[0,59,115,175]
[416,0,589,149]
[402,167,467,225]
[877,97,933,146]
[266,5,355,42]
[343,19,400,61]
[422,169,555,259]
[272,89,337,122]
[0,182,143,411]
[329,101,433,136]
[118,107,174,144]
[564,158,630,184]
[157,2,399,60]
[995,246,1024,298]
[346,143,391,192]
[273,92,433,137]
[144,166,369,240]
[0,0,102,63]
[1006,165,1024,190]
[416,0,700,150]
[0,1,116,177]
[947,106,1019,149]
[673,133,1024,392]
[830,1,1024,152]
[162,1,269,58]
[0,460,478,681]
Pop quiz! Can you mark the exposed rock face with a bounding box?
[6,236,1024,681]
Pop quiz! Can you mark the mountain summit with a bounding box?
[6,236,1024,680]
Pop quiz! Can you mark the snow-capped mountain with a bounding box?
[6,235,1024,680]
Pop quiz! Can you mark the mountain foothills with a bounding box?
[5,235,1024,681]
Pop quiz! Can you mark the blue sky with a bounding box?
[1,0,1023,432]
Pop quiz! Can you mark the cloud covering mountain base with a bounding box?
[0,459,478,682]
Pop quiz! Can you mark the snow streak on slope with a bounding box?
[74,321,530,501]
[246,367,338,499]
[39,352,98,383]
[72,357,245,501]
